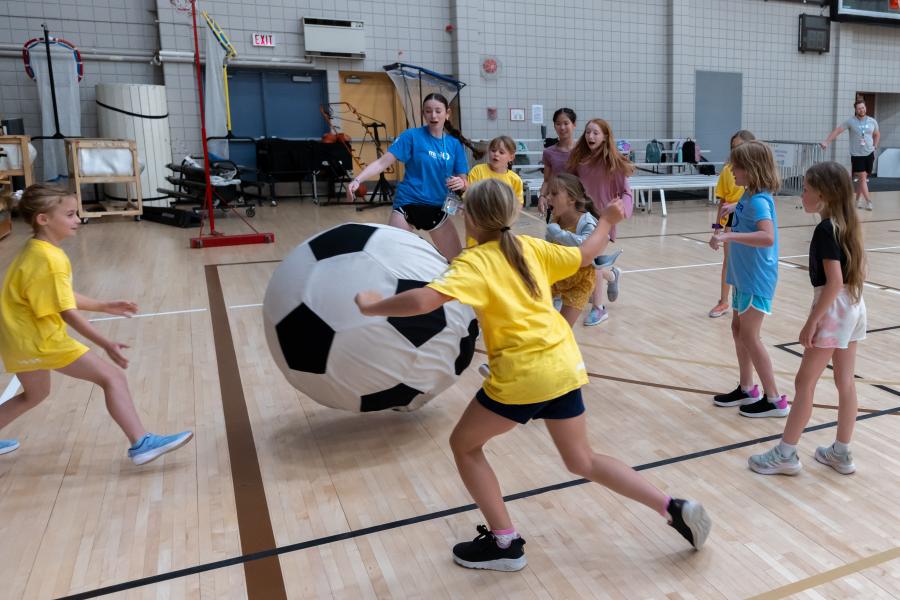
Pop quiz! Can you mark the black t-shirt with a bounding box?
[808,219,847,287]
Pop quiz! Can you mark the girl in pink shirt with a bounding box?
[566,119,634,326]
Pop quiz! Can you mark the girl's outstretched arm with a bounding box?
[578,199,625,267]
[75,292,137,316]
[356,287,451,317]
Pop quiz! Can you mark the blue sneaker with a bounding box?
[552,296,563,311]
[583,304,609,326]
[128,431,193,465]
[606,266,622,302]
[0,439,20,455]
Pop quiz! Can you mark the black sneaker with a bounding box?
[452,525,527,571]
[667,498,712,549]
[739,394,789,418]
[712,384,759,407]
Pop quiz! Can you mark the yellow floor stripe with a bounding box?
[748,546,900,600]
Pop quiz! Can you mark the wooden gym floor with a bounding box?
[1,190,899,599]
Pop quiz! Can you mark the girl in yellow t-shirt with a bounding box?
[355,179,712,572]
[709,129,755,318]
[0,185,192,465]
[467,136,524,205]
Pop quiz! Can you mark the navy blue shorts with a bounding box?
[476,388,585,425]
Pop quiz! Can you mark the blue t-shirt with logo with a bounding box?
[726,191,779,299]
[388,127,469,208]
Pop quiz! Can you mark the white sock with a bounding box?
[833,441,850,454]
[492,528,518,549]
[777,441,797,458]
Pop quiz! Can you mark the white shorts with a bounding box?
[811,286,867,349]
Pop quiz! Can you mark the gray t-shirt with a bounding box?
[843,116,878,157]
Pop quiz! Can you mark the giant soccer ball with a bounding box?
[263,223,479,412]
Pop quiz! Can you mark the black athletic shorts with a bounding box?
[475,387,585,425]
[850,152,874,175]
[726,212,734,228]
[394,204,448,231]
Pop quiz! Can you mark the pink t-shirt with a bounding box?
[541,144,571,179]
[570,162,633,241]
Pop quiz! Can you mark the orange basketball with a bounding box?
[354,183,368,198]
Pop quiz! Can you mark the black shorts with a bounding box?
[476,387,585,425]
[850,152,875,175]
[394,204,448,231]
[725,212,734,228]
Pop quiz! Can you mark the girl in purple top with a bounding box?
[567,119,634,326]
[538,108,578,215]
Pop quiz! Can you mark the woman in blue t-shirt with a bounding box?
[348,93,469,260]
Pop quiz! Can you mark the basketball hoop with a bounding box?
[170,0,193,13]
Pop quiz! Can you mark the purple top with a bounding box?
[570,162,633,241]
[541,144,572,179]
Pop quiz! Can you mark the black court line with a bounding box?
[58,399,900,600]
[778,259,900,293]
[615,217,900,240]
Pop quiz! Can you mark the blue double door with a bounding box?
[226,69,328,175]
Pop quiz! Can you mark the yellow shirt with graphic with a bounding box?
[467,163,525,205]
[428,235,588,405]
[0,239,89,373]
[715,163,744,226]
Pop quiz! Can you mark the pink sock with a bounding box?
[492,528,518,549]
[661,496,671,520]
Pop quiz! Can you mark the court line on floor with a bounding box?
[747,546,900,600]
[204,266,287,600]
[59,398,900,600]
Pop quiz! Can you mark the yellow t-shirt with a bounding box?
[715,163,744,226]
[428,235,588,405]
[467,163,525,205]
[0,239,89,373]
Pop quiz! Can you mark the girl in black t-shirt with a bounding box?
[749,162,867,477]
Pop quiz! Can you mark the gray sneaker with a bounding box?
[748,446,802,475]
[606,267,622,302]
[815,445,856,474]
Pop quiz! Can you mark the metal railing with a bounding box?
[764,140,824,196]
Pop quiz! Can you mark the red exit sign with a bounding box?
[252,33,275,47]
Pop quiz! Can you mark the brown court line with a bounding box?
[473,348,717,395]
[747,546,900,600]
[205,265,288,600]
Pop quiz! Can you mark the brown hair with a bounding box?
[804,162,866,302]
[566,118,635,177]
[729,141,781,195]
[18,184,72,232]
[464,179,541,299]
[488,135,516,155]
[547,173,600,219]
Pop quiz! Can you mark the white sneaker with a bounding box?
[865,200,873,211]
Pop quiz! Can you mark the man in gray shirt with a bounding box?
[821,99,880,210]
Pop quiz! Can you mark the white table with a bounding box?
[522,174,719,217]
[630,174,719,216]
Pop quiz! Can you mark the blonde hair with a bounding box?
[19,184,72,233]
[547,173,600,219]
[567,118,635,177]
[464,179,541,299]
[804,162,866,302]
[730,141,781,194]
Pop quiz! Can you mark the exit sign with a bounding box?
[252,33,275,47]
